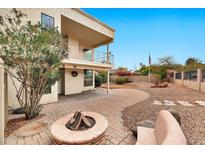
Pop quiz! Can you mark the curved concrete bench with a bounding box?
[136,110,187,145]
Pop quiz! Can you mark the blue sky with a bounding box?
[82,8,205,70]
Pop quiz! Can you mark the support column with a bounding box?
[197,69,202,92]
[173,71,176,83]
[107,69,110,94]
[181,71,184,85]
[0,58,4,144]
[93,70,95,88]
[106,44,110,64]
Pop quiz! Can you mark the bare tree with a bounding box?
[158,56,176,67]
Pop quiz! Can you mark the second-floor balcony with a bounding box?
[62,49,114,69]
[61,9,115,70]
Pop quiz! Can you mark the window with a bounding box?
[84,70,93,86]
[41,13,54,28]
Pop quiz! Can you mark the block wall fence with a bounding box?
[173,69,205,93]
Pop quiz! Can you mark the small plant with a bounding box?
[12,107,25,114]
[95,74,103,87]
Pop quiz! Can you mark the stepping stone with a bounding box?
[163,100,176,106]
[195,101,205,106]
[153,100,163,105]
[177,101,194,107]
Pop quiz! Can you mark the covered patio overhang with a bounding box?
[61,15,114,48]
[62,59,111,93]
[62,59,112,71]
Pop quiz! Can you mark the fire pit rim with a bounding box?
[51,111,108,144]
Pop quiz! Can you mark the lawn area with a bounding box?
[122,82,205,145]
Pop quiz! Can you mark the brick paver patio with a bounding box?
[5,88,150,145]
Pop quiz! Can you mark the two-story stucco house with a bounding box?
[0,8,115,109]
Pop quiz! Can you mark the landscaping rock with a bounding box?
[122,82,205,145]
[130,120,155,138]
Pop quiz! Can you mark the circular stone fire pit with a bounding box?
[51,111,108,145]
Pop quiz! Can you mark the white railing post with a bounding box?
[106,44,110,64]
[197,69,202,92]
[92,48,94,62]
[0,58,4,144]
[93,70,95,88]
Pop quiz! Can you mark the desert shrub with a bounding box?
[95,74,103,87]
[138,65,167,79]
[124,77,129,83]
[98,71,107,83]
[115,77,131,84]
[124,77,132,83]
[115,77,126,84]
[154,74,161,86]
[0,9,66,120]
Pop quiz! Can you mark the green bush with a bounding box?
[98,71,107,83]
[124,77,132,83]
[115,77,131,84]
[115,77,126,84]
[95,74,103,87]
[139,65,167,80]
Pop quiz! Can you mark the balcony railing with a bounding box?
[83,50,114,66]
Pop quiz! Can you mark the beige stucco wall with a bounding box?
[183,80,198,91]
[173,70,205,93]
[64,68,94,95]
[7,74,21,109]
[174,79,182,85]
[40,83,58,105]
[0,8,114,39]
[68,36,79,59]
[132,75,157,82]
[7,74,58,109]
[67,35,90,60]
[0,9,62,32]
[200,82,205,93]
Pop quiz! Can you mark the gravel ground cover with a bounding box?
[122,82,205,145]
